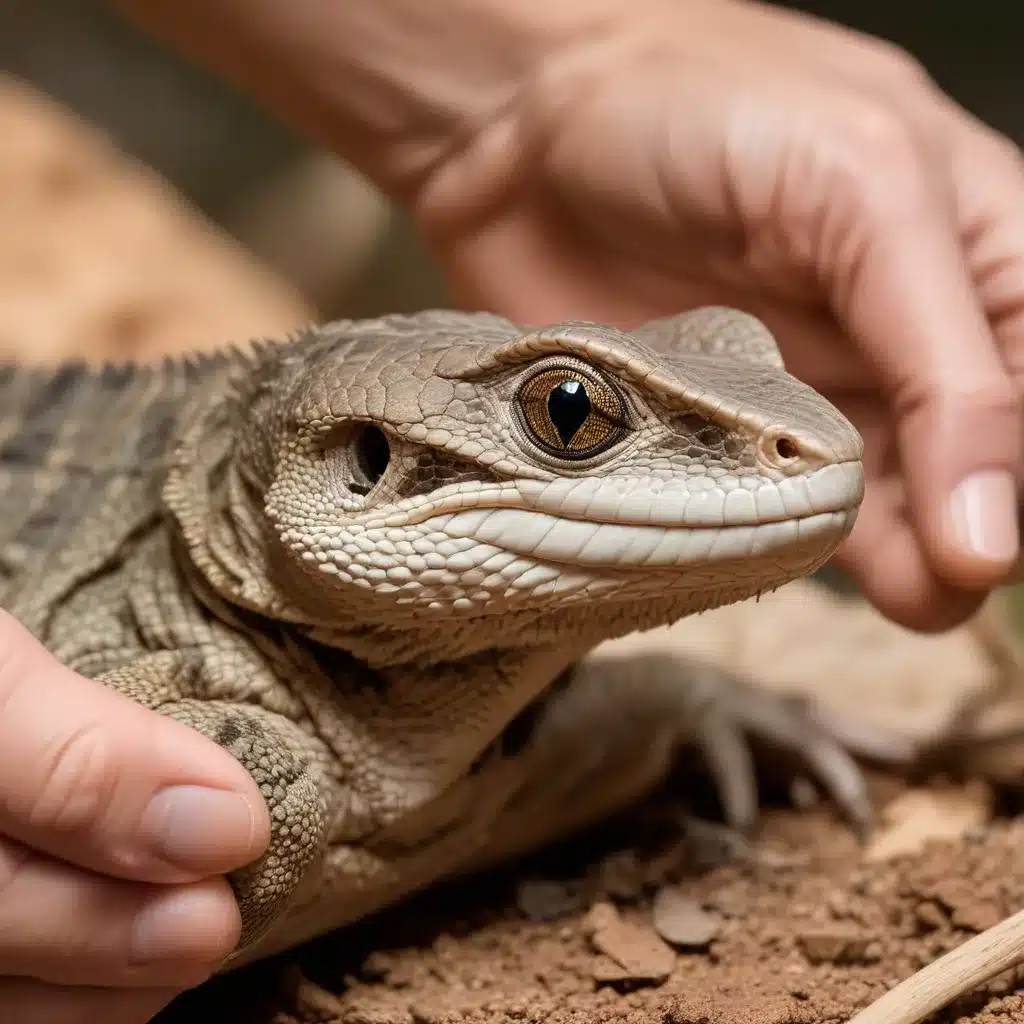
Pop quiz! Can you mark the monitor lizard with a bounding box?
[0,305,881,968]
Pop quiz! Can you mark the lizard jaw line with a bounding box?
[366,508,857,573]
[356,462,863,534]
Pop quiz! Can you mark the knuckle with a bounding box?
[839,104,917,170]
[0,980,175,1024]
[865,39,933,91]
[822,103,926,218]
[29,722,120,834]
[979,128,1024,177]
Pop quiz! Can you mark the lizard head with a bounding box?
[169,308,864,667]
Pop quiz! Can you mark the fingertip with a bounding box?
[130,876,241,969]
[139,785,268,877]
[942,468,1021,588]
[893,362,1022,592]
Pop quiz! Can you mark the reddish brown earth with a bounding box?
[156,773,1024,1024]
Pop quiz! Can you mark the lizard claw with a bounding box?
[682,663,916,838]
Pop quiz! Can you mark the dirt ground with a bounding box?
[153,774,1024,1024]
[7,73,1024,1024]
[154,579,1024,1024]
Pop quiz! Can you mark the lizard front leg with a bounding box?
[95,652,327,953]
[463,650,916,872]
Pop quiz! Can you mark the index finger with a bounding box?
[823,113,1021,612]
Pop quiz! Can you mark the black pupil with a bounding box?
[547,379,591,446]
[355,425,390,487]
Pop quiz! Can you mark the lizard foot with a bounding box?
[519,651,918,846]
[96,653,327,954]
[652,655,917,837]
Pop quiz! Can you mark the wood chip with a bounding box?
[863,781,993,863]
[584,902,675,984]
[651,887,723,948]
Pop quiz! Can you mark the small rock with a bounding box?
[598,850,645,902]
[862,940,884,963]
[951,902,1003,933]
[515,878,585,922]
[927,878,1002,931]
[915,900,947,932]
[789,776,820,811]
[346,1009,412,1024]
[797,925,871,965]
[651,887,723,948]
[585,901,676,984]
[681,818,754,871]
[409,1004,444,1024]
[929,878,972,913]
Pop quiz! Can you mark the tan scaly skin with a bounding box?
[0,306,887,966]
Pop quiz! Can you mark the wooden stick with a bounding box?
[847,906,1024,1024]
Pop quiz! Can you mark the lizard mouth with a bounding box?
[363,462,864,534]
[300,463,862,588]
[358,461,863,571]
[410,506,857,571]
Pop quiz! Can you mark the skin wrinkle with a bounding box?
[0,307,878,968]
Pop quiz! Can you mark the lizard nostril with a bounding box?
[757,429,807,470]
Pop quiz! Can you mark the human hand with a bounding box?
[413,0,1024,630]
[0,611,269,1024]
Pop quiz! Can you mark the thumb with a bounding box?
[0,610,269,883]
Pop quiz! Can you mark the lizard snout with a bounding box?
[754,408,864,476]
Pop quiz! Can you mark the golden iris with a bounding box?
[516,367,626,459]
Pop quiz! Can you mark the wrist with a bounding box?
[114,0,631,200]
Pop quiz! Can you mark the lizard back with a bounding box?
[0,354,235,617]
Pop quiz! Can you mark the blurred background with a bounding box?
[0,1,1018,327]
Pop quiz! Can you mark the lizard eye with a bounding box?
[349,424,390,495]
[516,366,627,460]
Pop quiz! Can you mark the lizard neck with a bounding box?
[178,552,581,806]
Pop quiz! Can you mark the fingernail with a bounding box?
[142,786,259,872]
[949,469,1020,563]
[132,884,239,963]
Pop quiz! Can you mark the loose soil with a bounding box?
[157,772,1024,1024]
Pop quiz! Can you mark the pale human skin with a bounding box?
[2,1,1023,1020]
